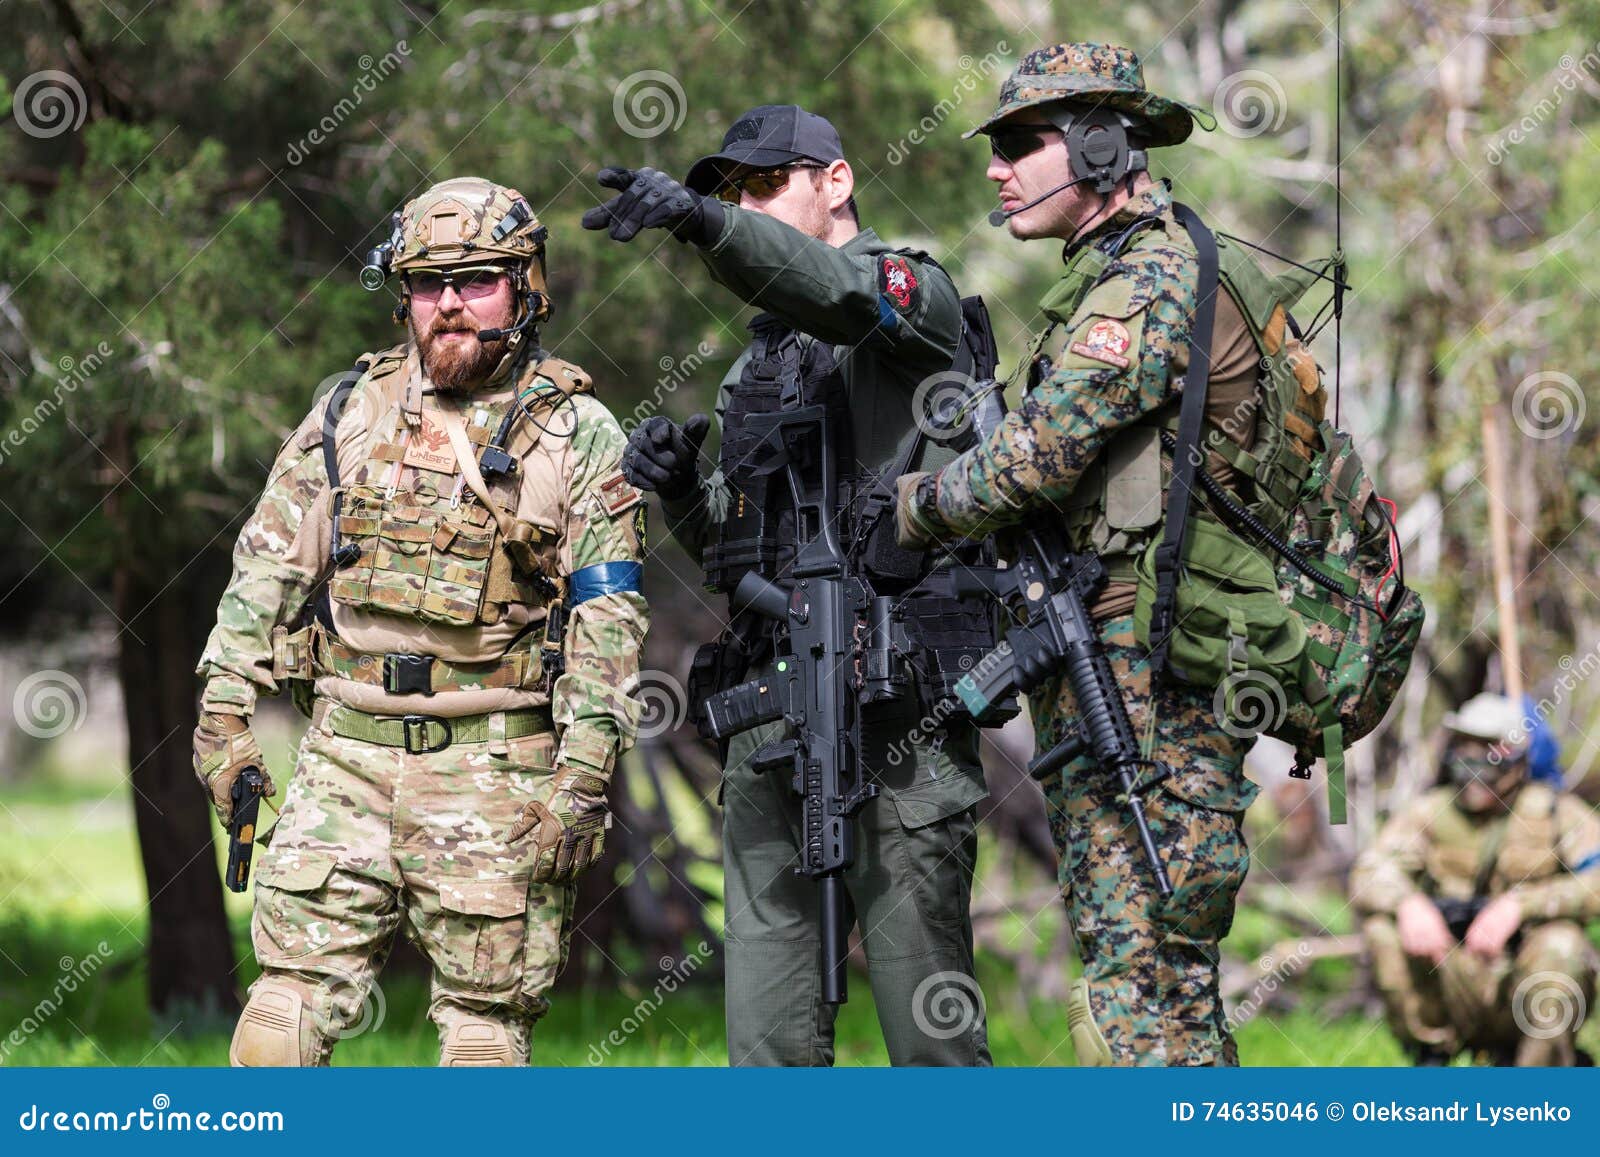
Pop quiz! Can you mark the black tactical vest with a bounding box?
[703,313,855,594]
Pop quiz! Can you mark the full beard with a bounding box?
[416,311,512,390]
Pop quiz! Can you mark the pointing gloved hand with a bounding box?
[580,167,725,245]
[192,711,275,827]
[622,413,710,501]
[509,766,612,884]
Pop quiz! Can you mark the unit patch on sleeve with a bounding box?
[1068,318,1133,369]
[597,470,643,516]
[879,255,920,312]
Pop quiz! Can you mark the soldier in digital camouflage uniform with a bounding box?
[581,106,992,1066]
[896,44,1270,1066]
[192,177,647,1066]
[1352,693,1600,1066]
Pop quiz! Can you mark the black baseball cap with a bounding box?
[685,104,846,195]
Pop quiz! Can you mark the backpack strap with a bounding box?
[1146,202,1221,681]
[313,357,373,631]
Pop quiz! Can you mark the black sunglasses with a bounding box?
[714,162,827,203]
[987,123,1061,164]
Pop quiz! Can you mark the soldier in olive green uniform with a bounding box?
[895,45,1272,1066]
[193,178,647,1066]
[1352,693,1600,1066]
[584,106,990,1066]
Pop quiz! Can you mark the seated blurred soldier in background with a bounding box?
[1351,692,1600,1065]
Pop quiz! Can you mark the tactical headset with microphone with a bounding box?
[360,201,552,344]
[988,104,1150,227]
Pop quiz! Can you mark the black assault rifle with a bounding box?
[942,384,1173,897]
[696,400,891,1005]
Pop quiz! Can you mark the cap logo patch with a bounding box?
[728,116,764,142]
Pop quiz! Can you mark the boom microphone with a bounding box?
[476,314,535,343]
[987,174,1097,227]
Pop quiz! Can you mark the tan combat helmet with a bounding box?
[363,176,553,325]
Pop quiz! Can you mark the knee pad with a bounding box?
[440,1017,518,1066]
[231,976,323,1067]
[1067,978,1112,1067]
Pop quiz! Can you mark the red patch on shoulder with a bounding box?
[1069,318,1132,369]
[880,255,919,311]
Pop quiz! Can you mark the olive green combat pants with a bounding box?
[721,696,992,1066]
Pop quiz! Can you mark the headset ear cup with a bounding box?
[1066,111,1131,193]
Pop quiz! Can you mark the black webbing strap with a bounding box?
[313,359,369,629]
[852,295,995,554]
[1146,203,1220,682]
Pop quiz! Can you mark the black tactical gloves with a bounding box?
[581,167,725,244]
[622,414,711,501]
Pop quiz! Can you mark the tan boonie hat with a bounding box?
[393,177,553,321]
[966,42,1215,148]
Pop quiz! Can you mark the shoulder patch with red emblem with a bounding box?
[596,470,643,516]
[1069,318,1133,369]
[879,254,920,312]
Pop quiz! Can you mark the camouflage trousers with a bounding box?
[233,709,572,1066]
[1365,915,1597,1065]
[722,690,992,1066]
[1039,614,1257,1067]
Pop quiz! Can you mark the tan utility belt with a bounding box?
[272,617,563,697]
[312,699,554,754]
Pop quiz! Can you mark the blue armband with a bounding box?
[877,294,899,332]
[570,561,642,606]
[1573,849,1600,874]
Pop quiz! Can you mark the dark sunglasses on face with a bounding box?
[714,162,827,204]
[987,123,1060,164]
[406,265,510,303]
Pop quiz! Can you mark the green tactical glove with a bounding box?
[508,766,611,884]
[192,711,274,827]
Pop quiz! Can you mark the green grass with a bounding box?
[0,770,1440,1067]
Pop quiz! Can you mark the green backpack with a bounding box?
[1132,211,1425,824]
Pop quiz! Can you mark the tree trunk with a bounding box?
[115,560,239,1021]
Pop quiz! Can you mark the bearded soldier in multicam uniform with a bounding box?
[192,177,647,1066]
[896,45,1270,1066]
[1352,693,1600,1066]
